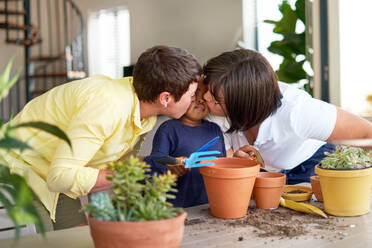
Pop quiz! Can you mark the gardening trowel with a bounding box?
[155,136,221,168]
[279,197,328,218]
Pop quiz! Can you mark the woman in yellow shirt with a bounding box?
[0,45,201,230]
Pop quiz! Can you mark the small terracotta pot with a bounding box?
[199,157,260,219]
[310,175,323,202]
[253,172,286,209]
[89,211,187,248]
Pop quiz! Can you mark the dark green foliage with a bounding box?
[265,0,312,94]
[0,166,45,239]
[86,157,181,222]
[0,57,72,241]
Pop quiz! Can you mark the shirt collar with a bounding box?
[129,77,157,133]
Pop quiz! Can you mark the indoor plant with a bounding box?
[315,146,372,216]
[264,0,313,95]
[85,156,187,248]
[199,157,260,219]
[0,57,71,241]
[253,172,286,209]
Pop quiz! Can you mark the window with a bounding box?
[88,7,130,79]
[242,0,305,79]
[339,1,372,115]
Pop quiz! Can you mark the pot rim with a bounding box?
[316,164,372,171]
[254,172,286,188]
[199,157,260,179]
[315,165,372,177]
[88,210,187,225]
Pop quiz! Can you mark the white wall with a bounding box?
[75,0,243,65]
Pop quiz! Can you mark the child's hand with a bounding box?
[167,164,189,178]
[166,157,190,179]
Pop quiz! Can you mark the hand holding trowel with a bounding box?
[155,136,221,177]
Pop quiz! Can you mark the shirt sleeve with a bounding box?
[289,96,337,141]
[143,123,174,175]
[46,100,121,197]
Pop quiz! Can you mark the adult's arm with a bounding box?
[327,107,372,141]
[46,101,120,197]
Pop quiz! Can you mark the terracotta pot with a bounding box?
[310,175,323,202]
[199,157,260,219]
[315,166,372,216]
[253,172,286,209]
[88,211,187,248]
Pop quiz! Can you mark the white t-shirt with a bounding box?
[208,82,337,171]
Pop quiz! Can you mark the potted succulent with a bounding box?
[199,157,260,219]
[85,157,187,248]
[315,146,372,216]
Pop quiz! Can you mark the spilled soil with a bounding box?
[227,206,334,238]
[287,190,307,194]
[185,201,354,241]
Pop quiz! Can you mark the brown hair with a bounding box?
[203,49,282,132]
[133,45,202,102]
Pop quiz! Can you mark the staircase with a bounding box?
[0,0,85,120]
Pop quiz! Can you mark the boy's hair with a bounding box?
[133,45,202,102]
[203,49,282,133]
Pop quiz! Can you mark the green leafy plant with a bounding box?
[264,0,312,95]
[320,146,372,169]
[0,57,71,241]
[85,157,181,221]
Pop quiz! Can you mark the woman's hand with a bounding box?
[233,145,258,158]
[233,145,265,167]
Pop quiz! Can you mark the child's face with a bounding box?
[180,82,209,122]
[203,84,226,117]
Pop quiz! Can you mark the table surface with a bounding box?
[2,197,372,248]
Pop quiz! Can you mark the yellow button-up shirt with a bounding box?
[0,75,156,220]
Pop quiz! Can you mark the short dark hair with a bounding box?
[133,45,202,102]
[203,49,282,133]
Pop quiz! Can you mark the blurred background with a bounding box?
[0,0,371,120]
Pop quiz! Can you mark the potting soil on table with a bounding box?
[185,201,355,242]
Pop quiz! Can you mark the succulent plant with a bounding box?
[320,146,372,169]
[84,192,117,221]
[85,156,180,221]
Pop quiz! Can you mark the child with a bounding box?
[144,82,226,208]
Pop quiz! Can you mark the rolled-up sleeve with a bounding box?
[46,100,119,197]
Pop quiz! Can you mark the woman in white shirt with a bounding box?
[203,49,372,184]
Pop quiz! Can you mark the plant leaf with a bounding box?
[0,137,31,151]
[0,55,22,100]
[12,122,72,148]
[295,0,306,24]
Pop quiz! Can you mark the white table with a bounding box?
[2,198,372,248]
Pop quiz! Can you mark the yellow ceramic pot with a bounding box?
[315,165,372,216]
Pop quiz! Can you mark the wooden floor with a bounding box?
[2,194,372,248]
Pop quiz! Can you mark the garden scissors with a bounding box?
[155,136,221,169]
